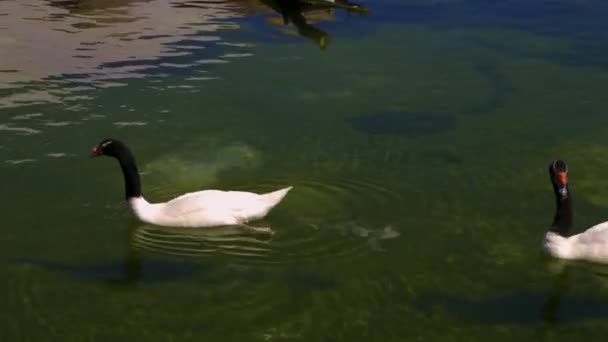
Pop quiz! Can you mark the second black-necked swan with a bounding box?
[90,138,292,228]
[543,160,608,263]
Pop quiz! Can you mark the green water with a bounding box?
[2,0,608,340]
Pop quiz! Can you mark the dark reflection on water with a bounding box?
[0,0,370,109]
[258,0,369,49]
[0,0,248,108]
[9,221,343,288]
[10,225,204,285]
[7,221,311,285]
[12,255,200,285]
[417,265,608,325]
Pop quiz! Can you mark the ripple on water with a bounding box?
[5,158,36,165]
[46,153,73,158]
[113,121,148,127]
[0,123,41,135]
[11,113,43,120]
[131,177,403,267]
[44,121,79,127]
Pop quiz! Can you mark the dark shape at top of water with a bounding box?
[259,0,369,50]
[45,0,151,12]
[348,111,456,137]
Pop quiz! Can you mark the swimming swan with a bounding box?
[543,160,608,263]
[90,138,292,228]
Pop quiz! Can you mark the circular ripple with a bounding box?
[130,176,404,267]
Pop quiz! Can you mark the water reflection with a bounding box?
[0,0,248,108]
[10,224,207,285]
[417,263,608,325]
[12,249,200,286]
[257,0,369,49]
[0,0,369,110]
[540,265,571,324]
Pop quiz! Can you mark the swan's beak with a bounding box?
[90,146,102,158]
[556,171,568,187]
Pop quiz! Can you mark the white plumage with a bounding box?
[543,160,608,263]
[543,222,608,263]
[129,187,292,228]
[91,138,292,229]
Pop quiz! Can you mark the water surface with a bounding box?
[2,0,608,340]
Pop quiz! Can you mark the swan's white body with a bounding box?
[543,221,608,263]
[129,186,292,228]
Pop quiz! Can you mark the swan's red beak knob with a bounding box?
[556,171,567,187]
[90,146,102,157]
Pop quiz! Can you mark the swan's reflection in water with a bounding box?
[417,261,608,325]
[9,219,395,289]
[10,224,272,286]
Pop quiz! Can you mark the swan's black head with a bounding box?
[549,160,568,190]
[90,138,141,199]
[548,160,573,236]
[90,138,126,158]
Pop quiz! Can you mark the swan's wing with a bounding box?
[583,221,608,234]
[161,190,266,223]
[571,221,608,262]
[577,221,608,245]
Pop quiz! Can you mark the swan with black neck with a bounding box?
[543,160,608,263]
[90,138,292,228]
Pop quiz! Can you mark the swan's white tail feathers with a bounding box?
[262,186,292,207]
[543,232,574,260]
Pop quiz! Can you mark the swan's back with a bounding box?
[544,222,608,263]
[571,222,608,262]
[153,186,292,227]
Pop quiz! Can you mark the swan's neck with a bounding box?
[550,185,573,237]
[116,152,141,200]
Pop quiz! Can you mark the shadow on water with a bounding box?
[10,225,211,286]
[11,253,200,286]
[9,222,280,286]
[258,0,369,49]
[416,263,608,325]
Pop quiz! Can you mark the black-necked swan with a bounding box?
[90,138,292,228]
[543,160,608,263]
